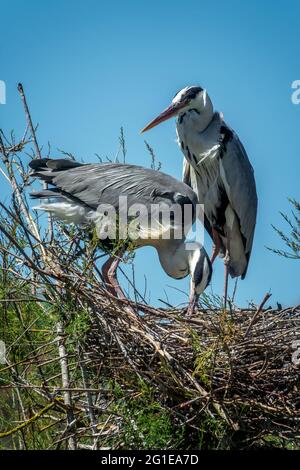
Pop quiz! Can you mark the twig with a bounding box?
[0,400,57,438]
[244,292,272,338]
[17,82,53,239]
[56,322,77,450]
[17,84,41,159]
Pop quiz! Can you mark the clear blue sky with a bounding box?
[1,0,299,307]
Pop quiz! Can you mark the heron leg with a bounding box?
[102,248,126,299]
[211,228,221,264]
[186,292,199,316]
[223,250,230,309]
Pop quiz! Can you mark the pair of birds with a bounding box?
[30,86,257,313]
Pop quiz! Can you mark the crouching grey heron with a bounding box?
[29,158,212,313]
[141,85,257,306]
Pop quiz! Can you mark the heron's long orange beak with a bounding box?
[140,102,185,133]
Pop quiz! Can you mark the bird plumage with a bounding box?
[178,107,257,279]
[30,158,197,214]
[141,85,258,280]
[29,158,212,299]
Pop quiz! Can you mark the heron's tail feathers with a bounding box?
[29,158,84,184]
[29,158,83,172]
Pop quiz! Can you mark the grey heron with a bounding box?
[141,85,257,306]
[29,158,212,313]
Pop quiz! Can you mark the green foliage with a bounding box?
[65,308,90,342]
[269,198,300,259]
[144,140,162,171]
[119,126,127,164]
[107,381,184,450]
[197,415,228,450]
[0,287,60,449]
[190,331,214,387]
[89,216,137,264]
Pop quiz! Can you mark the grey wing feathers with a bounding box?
[29,158,198,214]
[220,126,258,264]
[182,158,214,241]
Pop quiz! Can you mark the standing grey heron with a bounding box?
[29,158,212,313]
[141,85,257,306]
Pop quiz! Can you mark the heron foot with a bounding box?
[186,294,199,317]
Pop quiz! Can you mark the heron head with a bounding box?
[141,86,209,133]
[188,244,212,311]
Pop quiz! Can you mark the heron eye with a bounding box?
[184,86,203,101]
